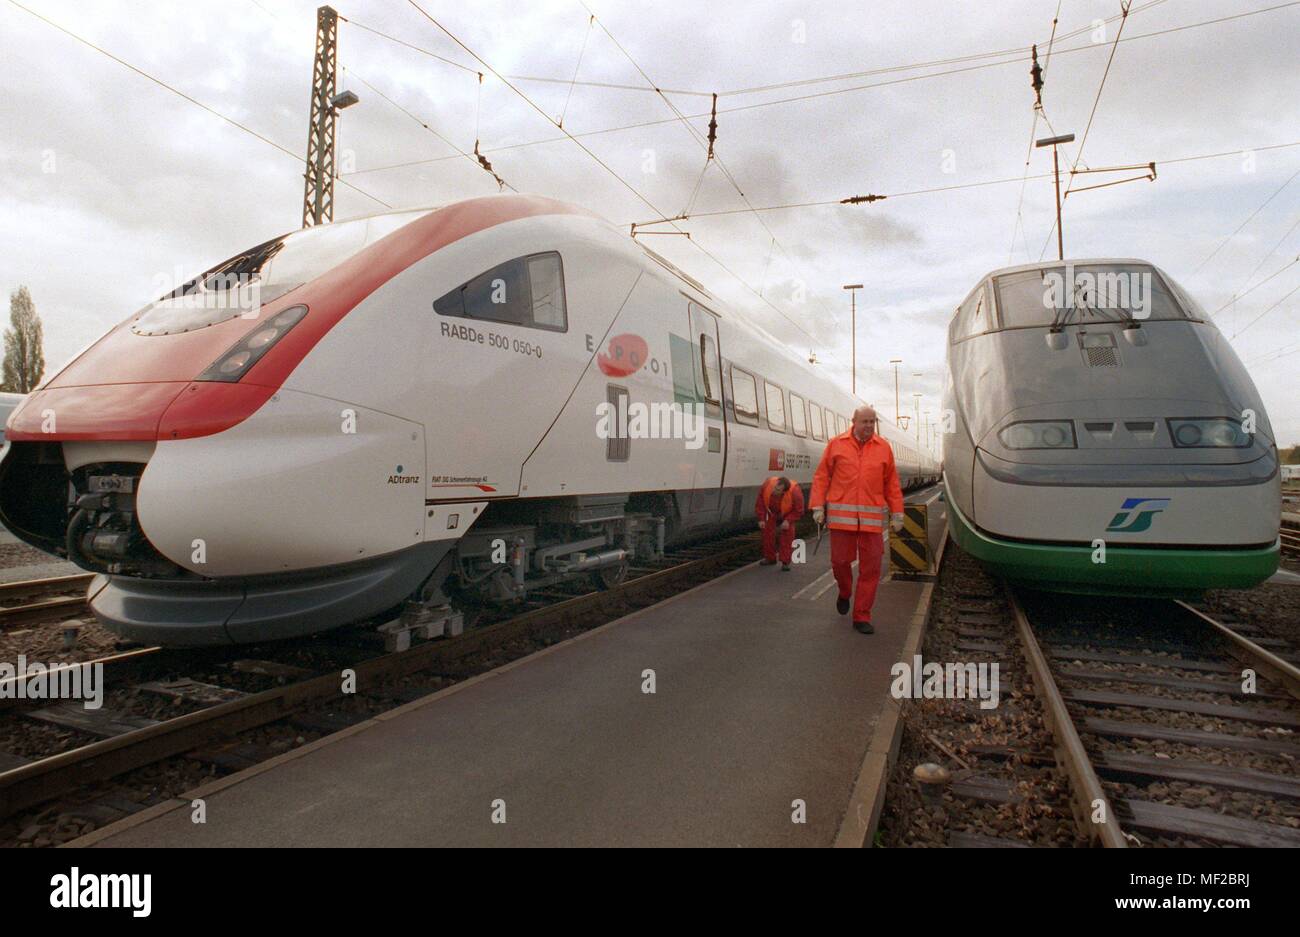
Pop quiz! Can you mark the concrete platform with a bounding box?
[78,491,946,848]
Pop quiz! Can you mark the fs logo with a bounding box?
[768,448,785,471]
[1105,497,1170,533]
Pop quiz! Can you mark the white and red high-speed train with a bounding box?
[0,195,938,645]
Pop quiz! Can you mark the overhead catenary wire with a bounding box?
[346,0,1167,101]
[347,68,513,191]
[400,0,846,365]
[1035,0,1137,261]
[1066,0,1134,190]
[7,0,392,209]
[1192,163,1300,275]
[251,0,510,193]
[575,1,846,332]
[251,1,512,199]
[618,139,1300,222]
[1226,212,1300,311]
[342,0,1299,179]
[558,16,595,128]
[1008,0,1064,264]
[1212,255,1300,315]
[1232,279,1300,338]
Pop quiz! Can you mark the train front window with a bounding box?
[133,209,430,336]
[993,264,1186,330]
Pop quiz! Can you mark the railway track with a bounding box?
[1282,512,1300,558]
[882,538,1300,848]
[1010,586,1300,848]
[0,573,94,630]
[0,528,768,840]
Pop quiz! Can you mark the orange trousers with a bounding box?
[762,522,796,564]
[830,529,884,622]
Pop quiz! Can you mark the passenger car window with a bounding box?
[810,402,824,441]
[731,367,760,426]
[790,393,807,437]
[764,381,786,432]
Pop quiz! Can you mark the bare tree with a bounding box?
[3,286,45,394]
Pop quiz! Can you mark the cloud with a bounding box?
[2,0,1298,442]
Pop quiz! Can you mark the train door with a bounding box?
[688,301,726,512]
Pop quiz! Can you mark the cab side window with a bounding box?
[434,252,567,331]
[952,283,989,343]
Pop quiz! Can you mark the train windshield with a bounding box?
[993,263,1186,330]
[132,209,431,335]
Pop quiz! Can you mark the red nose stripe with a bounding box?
[7,196,595,442]
[7,383,189,441]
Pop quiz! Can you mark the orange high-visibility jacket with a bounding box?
[809,431,904,532]
[755,476,805,521]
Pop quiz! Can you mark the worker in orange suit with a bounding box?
[809,405,904,633]
[755,475,804,570]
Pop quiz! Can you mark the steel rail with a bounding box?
[1004,584,1129,848]
[1176,600,1300,701]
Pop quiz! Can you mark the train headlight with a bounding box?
[1168,418,1250,448]
[998,420,1077,449]
[196,305,308,382]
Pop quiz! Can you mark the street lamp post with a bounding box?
[912,392,922,448]
[844,284,863,396]
[889,358,902,423]
[1036,132,1075,261]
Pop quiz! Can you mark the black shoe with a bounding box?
[781,563,791,571]
[853,620,874,634]
[836,596,850,615]
[759,558,776,566]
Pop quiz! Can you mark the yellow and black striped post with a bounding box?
[889,503,933,580]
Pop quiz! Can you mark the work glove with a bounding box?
[890,513,904,533]
[779,521,790,531]
[812,507,825,526]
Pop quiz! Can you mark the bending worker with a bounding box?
[756,475,804,570]
[809,405,904,634]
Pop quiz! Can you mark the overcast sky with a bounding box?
[1,0,1298,449]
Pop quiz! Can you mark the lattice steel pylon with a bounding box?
[302,5,339,228]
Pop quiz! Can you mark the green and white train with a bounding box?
[942,258,1280,597]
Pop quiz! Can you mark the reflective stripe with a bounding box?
[827,516,885,529]
[827,503,886,513]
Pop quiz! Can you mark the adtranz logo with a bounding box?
[1105,497,1170,533]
